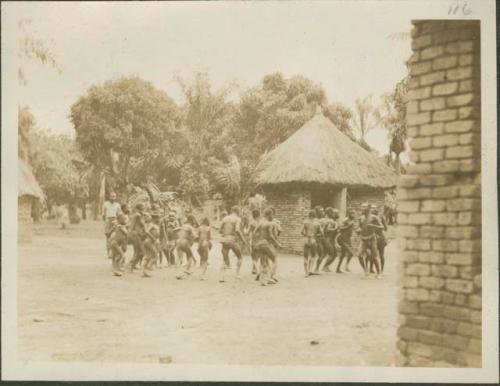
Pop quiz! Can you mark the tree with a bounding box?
[70,76,181,197]
[174,72,237,204]
[30,129,89,221]
[18,18,61,86]
[232,73,326,184]
[352,95,379,141]
[377,76,409,174]
[323,102,355,139]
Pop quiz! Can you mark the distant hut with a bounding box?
[18,159,44,243]
[255,110,398,253]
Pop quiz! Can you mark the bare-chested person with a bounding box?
[338,209,361,272]
[142,212,161,278]
[127,203,147,272]
[301,210,321,277]
[108,213,129,276]
[197,217,212,280]
[219,206,246,282]
[246,209,261,275]
[175,214,197,279]
[313,206,330,274]
[372,206,388,274]
[163,212,179,267]
[358,203,384,279]
[253,209,282,285]
[322,207,341,273]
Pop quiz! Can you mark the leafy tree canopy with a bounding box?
[70,76,181,191]
[30,129,88,206]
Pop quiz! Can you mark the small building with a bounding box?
[254,111,398,253]
[18,159,44,243]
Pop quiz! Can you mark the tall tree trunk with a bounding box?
[81,202,87,220]
[394,152,401,175]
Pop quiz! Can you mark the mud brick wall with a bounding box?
[396,20,481,367]
[18,196,34,243]
[264,187,311,254]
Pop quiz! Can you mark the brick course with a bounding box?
[398,20,481,368]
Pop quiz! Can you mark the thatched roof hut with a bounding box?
[254,111,397,254]
[19,159,44,199]
[18,159,44,243]
[255,111,397,189]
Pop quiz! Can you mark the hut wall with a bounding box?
[264,188,311,254]
[18,196,33,243]
[348,187,386,214]
[397,20,481,367]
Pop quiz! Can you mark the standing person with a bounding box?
[165,212,179,266]
[246,209,262,275]
[253,209,282,285]
[338,209,361,273]
[372,206,388,274]
[127,203,146,272]
[219,206,246,282]
[102,192,122,259]
[321,207,341,273]
[108,213,129,276]
[313,206,329,274]
[197,217,212,280]
[175,214,197,279]
[141,212,160,278]
[301,210,321,277]
[357,203,384,279]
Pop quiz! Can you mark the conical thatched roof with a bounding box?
[255,112,398,189]
[18,159,44,199]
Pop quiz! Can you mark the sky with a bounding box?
[10,1,413,156]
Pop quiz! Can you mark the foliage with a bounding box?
[352,95,379,140]
[18,18,61,86]
[70,76,181,194]
[30,129,89,206]
[174,72,237,203]
[377,76,409,173]
[323,102,355,140]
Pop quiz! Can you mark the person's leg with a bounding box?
[258,250,268,285]
[142,243,153,277]
[314,238,325,273]
[110,242,122,276]
[308,243,318,274]
[251,248,259,274]
[221,243,230,269]
[322,238,336,272]
[199,245,209,279]
[360,241,370,276]
[267,246,278,282]
[128,234,141,271]
[378,241,385,273]
[303,243,310,277]
[185,245,195,273]
[370,238,381,277]
[230,242,243,278]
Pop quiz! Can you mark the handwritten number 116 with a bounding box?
[448,1,472,15]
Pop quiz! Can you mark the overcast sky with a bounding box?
[10,1,413,156]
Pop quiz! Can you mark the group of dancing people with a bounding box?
[302,203,387,279]
[102,192,389,284]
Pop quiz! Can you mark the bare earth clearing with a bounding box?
[18,220,399,366]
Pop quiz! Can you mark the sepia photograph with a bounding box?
[1,0,498,382]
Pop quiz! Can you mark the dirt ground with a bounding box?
[18,220,399,366]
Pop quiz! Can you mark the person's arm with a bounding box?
[268,226,282,249]
[102,202,107,221]
[368,215,384,230]
[301,222,307,237]
[120,224,129,237]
